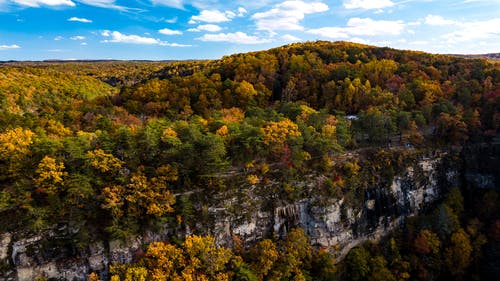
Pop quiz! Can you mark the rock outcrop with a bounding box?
[0,152,461,281]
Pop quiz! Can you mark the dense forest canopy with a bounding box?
[0,41,499,281]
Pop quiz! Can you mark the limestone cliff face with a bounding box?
[212,154,458,261]
[0,152,460,281]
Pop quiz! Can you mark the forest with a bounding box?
[0,41,499,280]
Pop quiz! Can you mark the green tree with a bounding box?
[345,247,371,281]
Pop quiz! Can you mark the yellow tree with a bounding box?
[182,235,234,280]
[101,185,126,219]
[220,107,245,124]
[126,170,175,217]
[117,236,236,281]
[161,127,182,147]
[86,149,123,173]
[235,80,258,107]
[216,125,230,140]
[34,156,67,195]
[0,127,35,161]
[249,239,279,279]
[261,119,301,147]
[87,272,102,281]
[101,167,176,221]
[45,119,71,139]
[142,242,185,280]
[0,127,35,177]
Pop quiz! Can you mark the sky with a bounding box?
[0,0,499,60]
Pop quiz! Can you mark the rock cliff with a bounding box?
[0,151,463,281]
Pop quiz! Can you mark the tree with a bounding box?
[182,235,234,279]
[86,149,123,174]
[110,236,237,281]
[87,272,102,281]
[34,156,67,195]
[361,59,398,87]
[280,228,312,279]
[0,127,35,161]
[311,249,336,281]
[345,247,371,281]
[261,118,301,153]
[414,229,441,255]
[358,107,394,143]
[235,80,258,107]
[126,169,176,217]
[142,242,185,280]
[249,239,279,279]
[369,256,396,281]
[220,107,245,124]
[444,228,472,277]
[100,167,176,234]
[435,112,468,145]
[404,120,423,145]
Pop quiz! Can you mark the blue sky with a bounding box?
[0,0,499,60]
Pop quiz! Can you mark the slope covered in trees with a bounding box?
[0,41,498,280]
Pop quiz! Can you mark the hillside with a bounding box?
[0,41,499,281]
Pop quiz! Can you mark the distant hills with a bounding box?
[451,53,500,61]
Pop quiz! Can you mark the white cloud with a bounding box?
[165,17,178,23]
[101,30,191,47]
[77,0,129,11]
[151,0,183,9]
[252,0,329,31]
[225,10,236,18]
[0,44,20,50]
[307,17,405,39]
[409,40,428,45]
[80,42,88,45]
[351,37,369,44]
[343,0,394,10]
[68,17,92,23]
[168,43,192,47]
[407,21,421,26]
[54,36,64,41]
[425,14,457,26]
[6,0,135,10]
[308,27,350,39]
[190,9,232,23]
[188,24,222,32]
[238,7,247,16]
[70,35,86,40]
[11,0,75,7]
[281,34,301,42]
[442,18,500,43]
[159,28,182,35]
[102,30,166,45]
[197,32,270,44]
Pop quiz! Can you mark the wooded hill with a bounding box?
[0,41,498,281]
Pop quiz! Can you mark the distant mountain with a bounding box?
[452,53,500,61]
